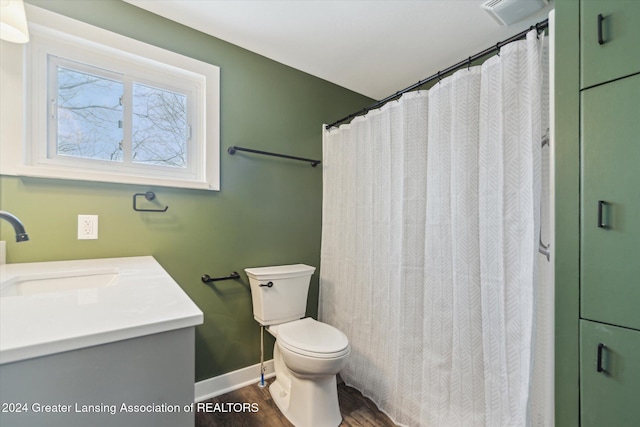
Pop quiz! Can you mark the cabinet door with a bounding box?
[581,0,640,88]
[581,74,640,330]
[580,320,640,427]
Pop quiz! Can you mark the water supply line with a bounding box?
[258,325,266,388]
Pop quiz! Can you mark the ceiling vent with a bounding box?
[481,0,549,26]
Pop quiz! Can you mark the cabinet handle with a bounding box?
[598,14,606,45]
[597,200,608,228]
[597,343,607,373]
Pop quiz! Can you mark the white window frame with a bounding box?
[44,53,199,181]
[14,6,220,191]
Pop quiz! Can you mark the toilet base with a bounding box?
[270,344,342,427]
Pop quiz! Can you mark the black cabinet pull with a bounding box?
[597,343,607,373]
[597,200,608,228]
[598,14,606,45]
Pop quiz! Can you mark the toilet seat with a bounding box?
[276,318,349,359]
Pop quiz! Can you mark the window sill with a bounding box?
[10,165,218,191]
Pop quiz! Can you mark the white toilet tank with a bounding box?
[245,264,316,326]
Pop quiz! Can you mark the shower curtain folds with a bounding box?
[320,30,550,427]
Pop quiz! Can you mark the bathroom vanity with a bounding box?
[0,256,203,427]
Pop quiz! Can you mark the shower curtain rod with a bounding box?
[326,18,549,130]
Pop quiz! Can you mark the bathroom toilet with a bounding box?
[245,264,350,427]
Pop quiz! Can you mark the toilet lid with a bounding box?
[277,318,349,357]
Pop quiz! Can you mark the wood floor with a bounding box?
[195,378,397,427]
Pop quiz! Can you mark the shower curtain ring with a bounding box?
[437,71,441,83]
[468,57,472,71]
[496,42,501,56]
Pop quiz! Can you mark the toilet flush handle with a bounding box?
[259,281,274,288]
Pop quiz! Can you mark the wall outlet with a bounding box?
[78,215,98,240]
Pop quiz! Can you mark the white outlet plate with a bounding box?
[78,215,98,240]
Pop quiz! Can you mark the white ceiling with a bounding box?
[124,0,553,100]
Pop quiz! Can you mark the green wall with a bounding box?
[554,1,580,425]
[0,0,372,381]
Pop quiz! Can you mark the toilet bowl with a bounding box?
[268,318,350,427]
[273,317,350,377]
[245,264,350,427]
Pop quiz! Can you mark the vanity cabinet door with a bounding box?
[580,0,640,88]
[580,320,640,427]
[580,73,640,331]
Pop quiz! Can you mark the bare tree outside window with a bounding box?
[132,83,188,168]
[57,66,123,162]
[56,65,189,169]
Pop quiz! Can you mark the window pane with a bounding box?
[132,83,188,168]
[57,66,124,162]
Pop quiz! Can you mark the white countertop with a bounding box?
[0,256,203,365]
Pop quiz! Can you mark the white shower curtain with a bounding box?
[320,31,549,427]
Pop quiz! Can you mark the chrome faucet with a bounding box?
[0,211,29,242]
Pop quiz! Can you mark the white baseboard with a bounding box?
[194,360,275,402]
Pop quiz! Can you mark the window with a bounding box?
[48,56,196,179]
[17,9,220,190]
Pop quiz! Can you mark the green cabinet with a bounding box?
[580,0,640,88]
[581,73,640,331]
[557,1,640,425]
[580,320,640,427]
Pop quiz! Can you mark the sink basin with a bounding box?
[0,268,119,298]
[0,256,203,366]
